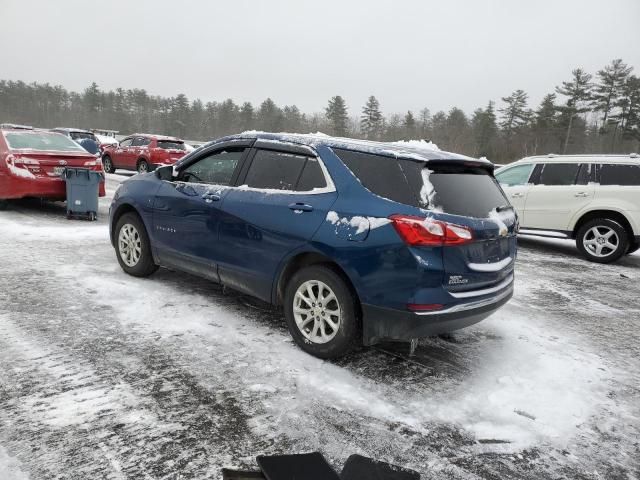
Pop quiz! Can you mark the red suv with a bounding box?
[101,134,188,174]
[0,127,105,207]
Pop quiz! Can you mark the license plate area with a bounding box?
[53,166,66,176]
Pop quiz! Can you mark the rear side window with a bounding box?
[399,160,508,217]
[157,140,185,151]
[3,131,87,152]
[598,164,640,186]
[333,149,417,205]
[495,164,533,186]
[243,149,306,190]
[296,157,327,191]
[535,163,580,185]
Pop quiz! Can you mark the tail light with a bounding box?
[389,214,473,246]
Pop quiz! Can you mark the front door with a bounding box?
[152,145,250,280]
[495,163,535,223]
[112,137,133,169]
[217,148,337,302]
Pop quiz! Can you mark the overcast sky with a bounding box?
[1,0,639,116]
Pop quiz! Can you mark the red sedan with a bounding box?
[0,127,105,205]
[101,133,188,174]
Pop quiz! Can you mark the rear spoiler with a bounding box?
[424,158,495,174]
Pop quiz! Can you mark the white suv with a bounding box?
[495,154,640,263]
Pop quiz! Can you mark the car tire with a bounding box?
[284,265,360,359]
[137,159,149,174]
[0,200,8,211]
[114,212,158,277]
[627,241,640,255]
[102,155,115,173]
[576,218,629,264]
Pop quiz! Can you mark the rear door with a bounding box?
[217,145,337,302]
[523,162,594,230]
[152,143,251,280]
[400,160,517,292]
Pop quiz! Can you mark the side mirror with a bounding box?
[156,165,174,181]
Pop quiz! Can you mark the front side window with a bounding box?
[132,137,150,147]
[180,148,245,185]
[243,149,307,190]
[495,164,534,186]
[4,131,87,152]
[535,163,580,186]
[119,138,133,148]
[598,164,640,186]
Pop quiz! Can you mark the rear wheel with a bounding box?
[102,155,115,173]
[114,212,158,277]
[284,265,360,359]
[576,218,628,263]
[137,159,149,174]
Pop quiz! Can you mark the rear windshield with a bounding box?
[69,132,98,142]
[4,131,87,152]
[157,141,185,151]
[334,148,508,218]
[401,161,509,217]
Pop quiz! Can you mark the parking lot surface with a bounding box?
[0,173,639,479]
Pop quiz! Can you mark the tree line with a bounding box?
[1,58,638,163]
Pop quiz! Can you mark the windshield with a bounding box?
[4,131,87,152]
[157,141,185,151]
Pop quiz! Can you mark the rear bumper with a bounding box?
[361,280,514,345]
[0,172,105,200]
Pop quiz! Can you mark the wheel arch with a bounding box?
[274,251,362,315]
[572,209,635,240]
[110,203,143,246]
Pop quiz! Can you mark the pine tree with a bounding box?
[239,102,254,132]
[472,101,498,158]
[533,93,560,154]
[360,95,382,139]
[615,75,640,141]
[326,95,349,137]
[257,98,283,132]
[556,68,593,153]
[499,89,529,136]
[402,111,417,139]
[592,59,633,131]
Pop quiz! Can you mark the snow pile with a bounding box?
[419,168,437,208]
[0,446,29,480]
[95,134,118,145]
[326,211,390,234]
[392,139,440,151]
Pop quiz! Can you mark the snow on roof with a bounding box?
[131,133,183,141]
[230,131,483,163]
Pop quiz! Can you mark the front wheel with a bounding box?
[102,155,115,173]
[576,218,629,263]
[284,265,360,359]
[114,212,158,277]
[627,241,640,255]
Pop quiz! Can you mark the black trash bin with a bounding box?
[62,167,104,221]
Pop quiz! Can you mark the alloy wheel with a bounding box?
[583,226,619,258]
[138,161,148,174]
[118,224,142,267]
[293,280,341,344]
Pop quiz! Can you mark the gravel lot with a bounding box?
[1,173,639,479]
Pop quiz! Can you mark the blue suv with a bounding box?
[109,133,516,358]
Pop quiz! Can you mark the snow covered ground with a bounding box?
[0,174,638,479]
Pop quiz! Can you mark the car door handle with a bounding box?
[511,193,524,198]
[288,203,313,212]
[202,192,221,203]
[574,192,589,197]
